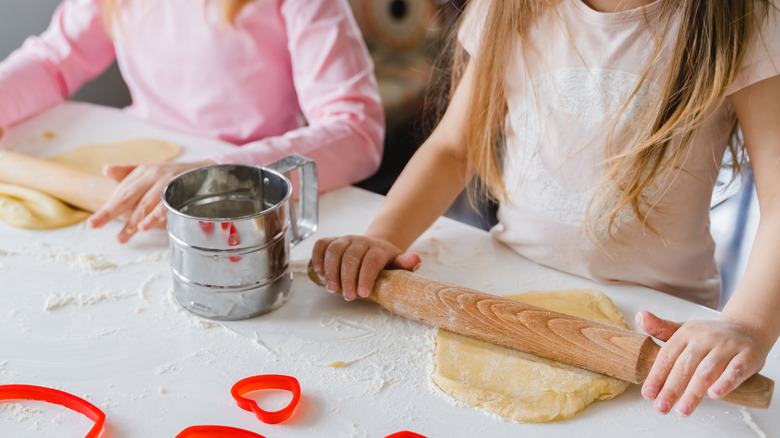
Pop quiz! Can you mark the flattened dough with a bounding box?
[432,289,630,423]
[0,139,181,229]
[47,139,181,175]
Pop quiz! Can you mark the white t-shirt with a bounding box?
[460,0,780,307]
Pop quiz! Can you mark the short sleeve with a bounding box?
[457,0,489,56]
[728,2,780,94]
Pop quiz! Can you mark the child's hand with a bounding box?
[636,310,770,416]
[87,160,215,243]
[311,235,421,301]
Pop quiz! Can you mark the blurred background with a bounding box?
[0,0,756,306]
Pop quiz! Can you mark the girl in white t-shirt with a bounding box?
[312,0,780,417]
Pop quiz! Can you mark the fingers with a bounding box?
[139,203,167,231]
[636,310,681,342]
[675,352,728,416]
[312,235,405,301]
[322,237,350,294]
[641,332,686,404]
[117,175,173,242]
[638,310,686,407]
[88,161,213,240]
[311,237,336,277]
[87,172,147,229]
[340,240,370,301]
[357,247,395,298]
[650,344,709,415]
[640,318,767,417]
[103,164,136,182]
[391,252,422,271]
[708,352,753,399]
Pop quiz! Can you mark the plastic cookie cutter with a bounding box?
[176,425,266,438]
[231,374,301,424]
[385,432,428,438]
[0,384,105,438]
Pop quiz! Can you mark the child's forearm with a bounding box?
[366,140,472,251]
[366,63,478,251]
[725,75,780,352]
[721,205,780,351]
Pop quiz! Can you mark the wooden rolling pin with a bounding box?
[308,262,774,409]
[0,150,116,212]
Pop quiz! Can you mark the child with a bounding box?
[312,0,780,417]
[0,0,384,243]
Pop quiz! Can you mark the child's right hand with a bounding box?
[311,235,421,301]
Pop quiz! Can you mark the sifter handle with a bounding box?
[267,155,318,246]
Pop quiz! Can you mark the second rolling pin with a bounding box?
[0,150,116,212]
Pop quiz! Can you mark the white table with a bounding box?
[0,102,777,437]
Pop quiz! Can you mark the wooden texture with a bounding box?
[0,150,116,212]
[308,263,774,408]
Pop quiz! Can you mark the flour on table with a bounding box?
[44,287,136,311]
[321,314,379,335]
[124,249,170,265]
[323,350,377,368]
[414,236,475,267]
[76,254,117,271]
[0,243,168,273]
[155,364,177,375]
[165,288,219,329]
[740,407,767,438]
[0,402,42,426]
[416,236,444,262]
[137,273,161,300]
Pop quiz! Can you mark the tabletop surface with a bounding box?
[0,102,777,438]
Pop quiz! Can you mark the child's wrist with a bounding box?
[720,310,777,353]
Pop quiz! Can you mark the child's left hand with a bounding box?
[87,160,215,243]
[636,310,770,416]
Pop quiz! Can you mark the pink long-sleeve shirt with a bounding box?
[0,0,385,192]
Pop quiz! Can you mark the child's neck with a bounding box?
[582,0,654,12]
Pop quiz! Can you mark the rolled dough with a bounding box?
[432,288,630,423]
[0,183,90,229]
[0,139,181,230]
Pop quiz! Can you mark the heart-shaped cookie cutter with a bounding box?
[231,374,301,424]
[176,425,266,437]
[385,432,428,438]
[0,384,105,438]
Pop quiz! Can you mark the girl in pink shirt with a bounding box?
[0,0,384,242]
[313,0,780,418]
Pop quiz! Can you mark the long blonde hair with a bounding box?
[102,0,254,27]
[452,0,769,236]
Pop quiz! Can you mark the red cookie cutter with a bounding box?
[231,375,301,424]
[0,384,105,438]
[176,425,266,438]
[385,432,428,438]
